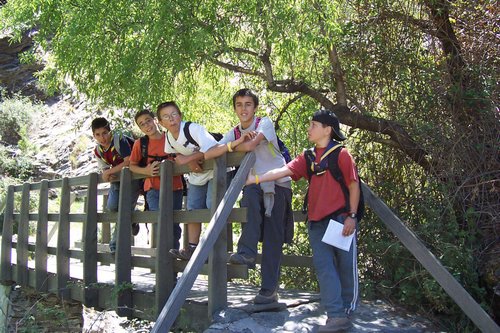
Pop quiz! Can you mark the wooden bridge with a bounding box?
[0,152,497,332]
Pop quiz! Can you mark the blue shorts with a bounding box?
[187,179,213,210]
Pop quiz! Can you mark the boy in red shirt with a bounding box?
[129,109,183,250]
[246,109,360,332]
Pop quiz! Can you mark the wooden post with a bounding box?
[115,168,133,317]
[101,193,111,243]
[155,161,175,316]
[0,185,15,283]
[16,183,30,286]
[363,183,500,333]
[208,154,228,317]
[35,180,49,291]
[83,173,99,307]
[151,152,255,333]
[56,177,71,300]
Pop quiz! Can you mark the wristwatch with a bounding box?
[348,212,357,219]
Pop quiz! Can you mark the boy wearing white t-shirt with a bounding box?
[157,101,218,260]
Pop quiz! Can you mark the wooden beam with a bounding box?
[56,177,71,300]
[16,183,30,286]
[208,154,228,317]
[151,152,256,333]
[115,168,134,317]
[155,161,176,316]
[363,183,500,333]
[0,185,15,283]
[35,180,49,291]
[83,173,99,307]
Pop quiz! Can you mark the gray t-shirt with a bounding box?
[221,117,291,185]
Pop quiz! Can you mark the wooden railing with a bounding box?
[0,152,498,333]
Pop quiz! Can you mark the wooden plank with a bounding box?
[101,194,111,243]
[363,183,500,333]
[151,152,255,333]
[97,208,248,224]
[208,154,228,317]
[56,177,71,300]
[115,168,133,317]
[35,179,49,291]
[0,185,15,283]
[16,183,30,286]
[155,161,176,316]
[83,173,99,307]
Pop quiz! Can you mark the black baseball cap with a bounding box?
[312,109,346,141]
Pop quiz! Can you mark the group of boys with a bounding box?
[91,88,361,333]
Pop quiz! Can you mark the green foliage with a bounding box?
[0,93,36,145]
[0,146,36,181]
[1,1,498,330]
[0,95,40,181]
[352,136,487,330]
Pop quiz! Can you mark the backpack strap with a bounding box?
[327,147,352,215]
[113,133,122,156]
[139,136,149,167]
[183,121,199,147]
[301,144,344,214]
[233,117,261,139]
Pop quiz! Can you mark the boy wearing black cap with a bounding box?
[246,107,360,333]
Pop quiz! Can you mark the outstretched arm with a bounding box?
[102,156,130,182]
[246,165,293,185]
[342,181,360,236]
[130,160,161,177]
[204,131,257,160]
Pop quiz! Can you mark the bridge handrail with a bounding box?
[1,152,497,332]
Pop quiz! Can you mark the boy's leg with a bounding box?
[260,186,290,292]
[172,189,183,250]
[336,233,359,315]
[235,184,263,259]
[147,189,182,250]
[107,182,120,253]
[308,218,346,318]
[170,181,209,259]
[186,181,209,242]
[255,185,291,303]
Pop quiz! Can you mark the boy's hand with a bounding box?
[236,131,257,145]
[149,161,160,176]
[187,160,203,172]
[245,173,255,185]
[102,169,114,182]
[342,217,356,236]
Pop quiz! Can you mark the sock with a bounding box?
[188,243,198,248]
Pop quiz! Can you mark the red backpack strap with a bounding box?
[233,116,261,139]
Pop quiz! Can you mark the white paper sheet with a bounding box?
[321,219,355,251]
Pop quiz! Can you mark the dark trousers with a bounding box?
[238,184,292,292]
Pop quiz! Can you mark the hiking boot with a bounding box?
[254,289,278,304]
[132,223,140,236]
[169,246,195,260]
[318,317,352,333]
[229,253,255,268]
[109,244,116,254]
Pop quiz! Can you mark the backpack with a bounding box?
[183,121,223,147]
[233,117,292,163]
[138,135,175,167]
[139,134,188,195]
[303,143,365,221]
[95,133,135,165]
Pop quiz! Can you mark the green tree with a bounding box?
[1,0,498,327]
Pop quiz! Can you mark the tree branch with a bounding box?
[210,59,265,79]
